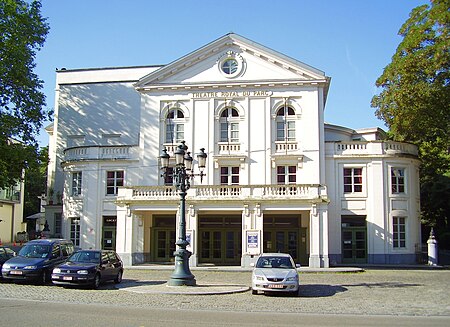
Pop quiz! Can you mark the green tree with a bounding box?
[23,146,48,219]
[371,0,450,246]
[0,0,50,189]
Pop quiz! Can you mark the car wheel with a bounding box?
[114,270,123,284]
[92,273,101,289]
[251,289,258,295]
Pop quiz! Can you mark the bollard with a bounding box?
[427,228,438,266]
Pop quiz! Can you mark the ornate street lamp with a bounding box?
[160,141,207,286]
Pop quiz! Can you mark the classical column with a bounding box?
[116,205,134,266]
[309,204,330,268]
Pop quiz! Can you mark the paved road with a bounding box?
[1,298,449,327]
[0,268,449,319]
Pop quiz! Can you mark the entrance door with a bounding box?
[198,215,242,265]
[151,215,176,262]
[200,230,242,265]
[341,216,367,263]
[263,229,307,265]
[102,216,117,250]
[263,215,307,265]
[102,229,116,250]
[154,230,176,262]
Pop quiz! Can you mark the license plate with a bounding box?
[10,270,23,275]
[63,276,73,281]
[268,284,283,289]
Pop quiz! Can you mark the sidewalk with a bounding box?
[119,264,363,294]
[119,263,448,295]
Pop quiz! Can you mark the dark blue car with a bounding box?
[0,246,16,279]
[51,250,123,289]
[1,239,74,284]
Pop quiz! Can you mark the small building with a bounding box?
[46,34,420,267]
[0,181,25,244]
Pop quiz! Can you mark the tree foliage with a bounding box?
[23,146,48,219]
[0,0,50,189]
[371,0,450,243]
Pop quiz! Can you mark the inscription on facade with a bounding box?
[192,90,273,98]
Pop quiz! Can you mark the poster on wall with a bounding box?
[246,230,260,255]
[186,230,194,254]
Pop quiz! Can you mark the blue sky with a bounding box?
[35,0,428,146]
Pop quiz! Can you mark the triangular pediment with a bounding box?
[134,33,329,91]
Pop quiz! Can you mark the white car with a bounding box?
[251,253,300,296]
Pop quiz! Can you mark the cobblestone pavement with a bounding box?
[1,268,449,317]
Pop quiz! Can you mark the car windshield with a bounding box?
[256,256,294,269]
[68,251,100,264]
[18,244,50,258]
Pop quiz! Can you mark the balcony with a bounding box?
[275,141,298,153]
[327,141,418,157]
[117,184,327,204]
[63,145,137,162]
[218,142,241,154]
[0,186,20,202]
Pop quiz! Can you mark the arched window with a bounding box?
[276,106,296,141]
[220,107,239,142]
[165,109,185,143]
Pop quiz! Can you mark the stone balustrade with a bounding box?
[117,184,327,203]
[64,145,136,161]
[329,141,418,156]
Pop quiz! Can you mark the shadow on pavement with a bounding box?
[121,279,166,286]
[341,282,422,288]
[299,284,347,297]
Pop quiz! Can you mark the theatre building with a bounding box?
[45,34,421,268]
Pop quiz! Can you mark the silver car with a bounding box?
[251,253,300,296]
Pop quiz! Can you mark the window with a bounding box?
[220,107,239,142]
[164,167,174,186]
[70,217,80,247]
[220,166,239,185]
[219,166,240,197]
[51,244,60,258]
[344,168,363,193]
[72,172,82,196]
[106,171,124,195]
[391,168,405,194]
[276,106,296,141]
[54,213,62,235]
[221,59,238,75]
[61,243,74,257]
[102,133,121,145]
[277,166,296,184]
[218,51,245,78]
[67,135,85,147]
[101,252,109,263]
[165,109,184,143]
[393,216,406,248]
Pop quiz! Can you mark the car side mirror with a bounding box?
[296,264,301,268]
[250,262,255,267]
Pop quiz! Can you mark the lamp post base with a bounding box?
[167,249,196,286]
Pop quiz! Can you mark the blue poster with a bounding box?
[247,232,258,248]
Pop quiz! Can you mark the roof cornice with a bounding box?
[136,78,330,93]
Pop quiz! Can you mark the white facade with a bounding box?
[46,34,421,267]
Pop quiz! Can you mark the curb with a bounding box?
[117,280,250,295]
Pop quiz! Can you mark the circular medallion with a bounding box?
[218,51,245,78]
